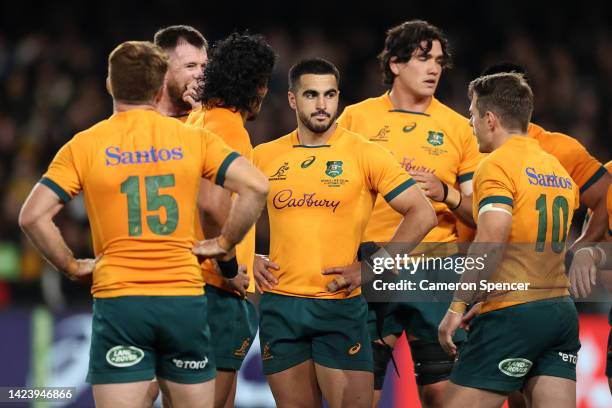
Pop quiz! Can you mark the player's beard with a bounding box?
[298,109,337,134]
[167,78,193,112]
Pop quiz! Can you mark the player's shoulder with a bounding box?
[429,98,469,125]
[528,123,583,150]
[605,161,612,173]
[343,94,390,115]
[253,132,293,156]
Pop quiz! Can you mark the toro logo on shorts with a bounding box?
[106,346,145,367]
[498,358,533,377]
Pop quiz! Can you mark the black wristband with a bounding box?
[449,193,462,210]
[440,182,449,203]
[217,257,239,279]
[357,241,380,262]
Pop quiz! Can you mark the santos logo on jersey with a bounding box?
[525,167,573,190]
[105,146,184,166]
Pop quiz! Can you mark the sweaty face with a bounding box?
[469,95,492,153]
[392,40,444,99]
[291,74,339,134]
[166,41,208,111]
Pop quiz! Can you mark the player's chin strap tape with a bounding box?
[217,257,239,279]
[409,339,458,386]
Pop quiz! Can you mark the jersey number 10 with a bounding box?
[120,174,178,236]
[535,194,569,253]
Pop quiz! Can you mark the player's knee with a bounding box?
[409,339,457,386]
[372,341,393,390]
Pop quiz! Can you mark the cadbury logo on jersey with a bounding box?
[525,167,573,190]
[272,189,340,213]
[105,146,184,166]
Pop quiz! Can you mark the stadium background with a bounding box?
[0,0,611,406]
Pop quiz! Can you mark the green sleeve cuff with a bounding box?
[383,178,416,202]
[39,177,71,203]
[580,166,607,194]
[457,172,474,184]
[478,195,513,209]
[215,152,241,187]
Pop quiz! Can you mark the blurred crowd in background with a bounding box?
[0,1,610,308]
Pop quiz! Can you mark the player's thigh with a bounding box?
[523,376,576,408]
[443,381,507,408]
[155,295,216,385]
[87,297,157,385]
[267,359,322,408]
[206,286,258,371]
[311,296,373,372]
[93,381,152,408]
[214,370,237,408]
[258,293,312,376]
[314,363,373,408]
[157,377,215,408]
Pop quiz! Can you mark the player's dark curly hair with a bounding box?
[378,20,452,86]
[201,32,276,114]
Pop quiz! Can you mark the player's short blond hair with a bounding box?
[108,41,168,104]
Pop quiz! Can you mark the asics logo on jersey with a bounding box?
[525,167,573,190]
[272,189,340,213]
[105,146,184,166]
[402,122,417,133]
[301,156,316,168]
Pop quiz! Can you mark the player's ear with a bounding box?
[288,90,297,110]
[389,57,400,76]
[485,111,496,131]
[153,85,164,105]
[105,76,113,97]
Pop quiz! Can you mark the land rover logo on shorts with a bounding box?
[498,358,532,377]
[106,346,144,367]
[325,161,343,178]
[301,156,316,168]
[427,131,444,146]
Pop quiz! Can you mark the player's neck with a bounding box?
[113,101,157,113]
[492,129,525,150]
[297,123,337,146]
[156,94,190,117]
[389,88,432,113]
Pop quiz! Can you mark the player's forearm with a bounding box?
[388,202,437,255]
[450,193,476,227]
[20,218,76,276]
[570,199,608,250]
[220,189,267,248]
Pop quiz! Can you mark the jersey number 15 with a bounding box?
[120,174,178,236]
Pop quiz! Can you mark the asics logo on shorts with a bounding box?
[348,343,361,355]
[173,357,209,369]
